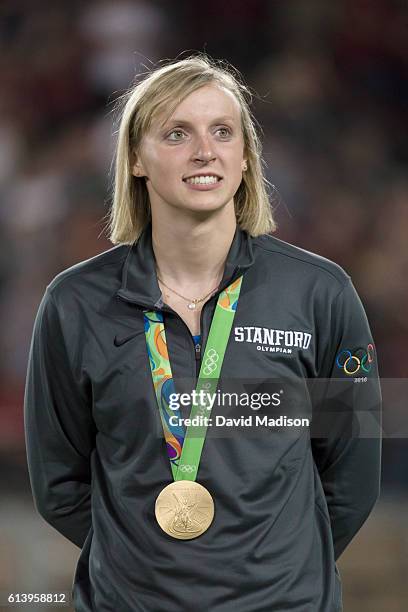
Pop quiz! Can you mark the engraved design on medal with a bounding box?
[155,481,214,540]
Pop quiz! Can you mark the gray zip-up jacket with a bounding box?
[24,224,382,611]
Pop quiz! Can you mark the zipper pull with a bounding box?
[195,342,201,360]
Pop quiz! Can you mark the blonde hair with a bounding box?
[107,54,276,244]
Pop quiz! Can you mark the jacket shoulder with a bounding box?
[253,234,350,288]
[46,244,130,296]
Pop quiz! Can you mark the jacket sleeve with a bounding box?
[310,278,382,561]
[24,288,96,548]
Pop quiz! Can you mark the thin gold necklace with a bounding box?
[157,276,220,310]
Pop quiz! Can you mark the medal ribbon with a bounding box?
[144,276,243,482]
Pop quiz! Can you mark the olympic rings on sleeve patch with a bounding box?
[335,344,375,376]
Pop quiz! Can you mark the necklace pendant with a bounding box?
[188,301,197,310]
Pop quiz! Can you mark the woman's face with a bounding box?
[132,84,247,216]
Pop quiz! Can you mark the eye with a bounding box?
[216,127,232,138]
[167,129,187,141]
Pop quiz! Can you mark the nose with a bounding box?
[192,134,216,164]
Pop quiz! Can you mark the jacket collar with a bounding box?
[116,221,255,309]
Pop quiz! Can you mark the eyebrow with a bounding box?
[163,116,237,128]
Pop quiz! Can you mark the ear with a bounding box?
[131,151,146,178]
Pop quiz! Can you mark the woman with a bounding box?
[25,55,381,611]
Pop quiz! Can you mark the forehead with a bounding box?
[156,84,242,128]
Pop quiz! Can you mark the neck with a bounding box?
[151,204,237,289]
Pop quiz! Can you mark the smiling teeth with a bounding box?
[186,175,219,184]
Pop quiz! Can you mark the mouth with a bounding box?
[182,174,223,185]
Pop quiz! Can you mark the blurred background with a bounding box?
[0,0,407,610]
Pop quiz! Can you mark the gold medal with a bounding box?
[155,480,214,540]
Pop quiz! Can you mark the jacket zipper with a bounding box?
[194,341,201,376]
[195,297,210,379]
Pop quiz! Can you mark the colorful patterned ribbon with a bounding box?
[144,276,243,481]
